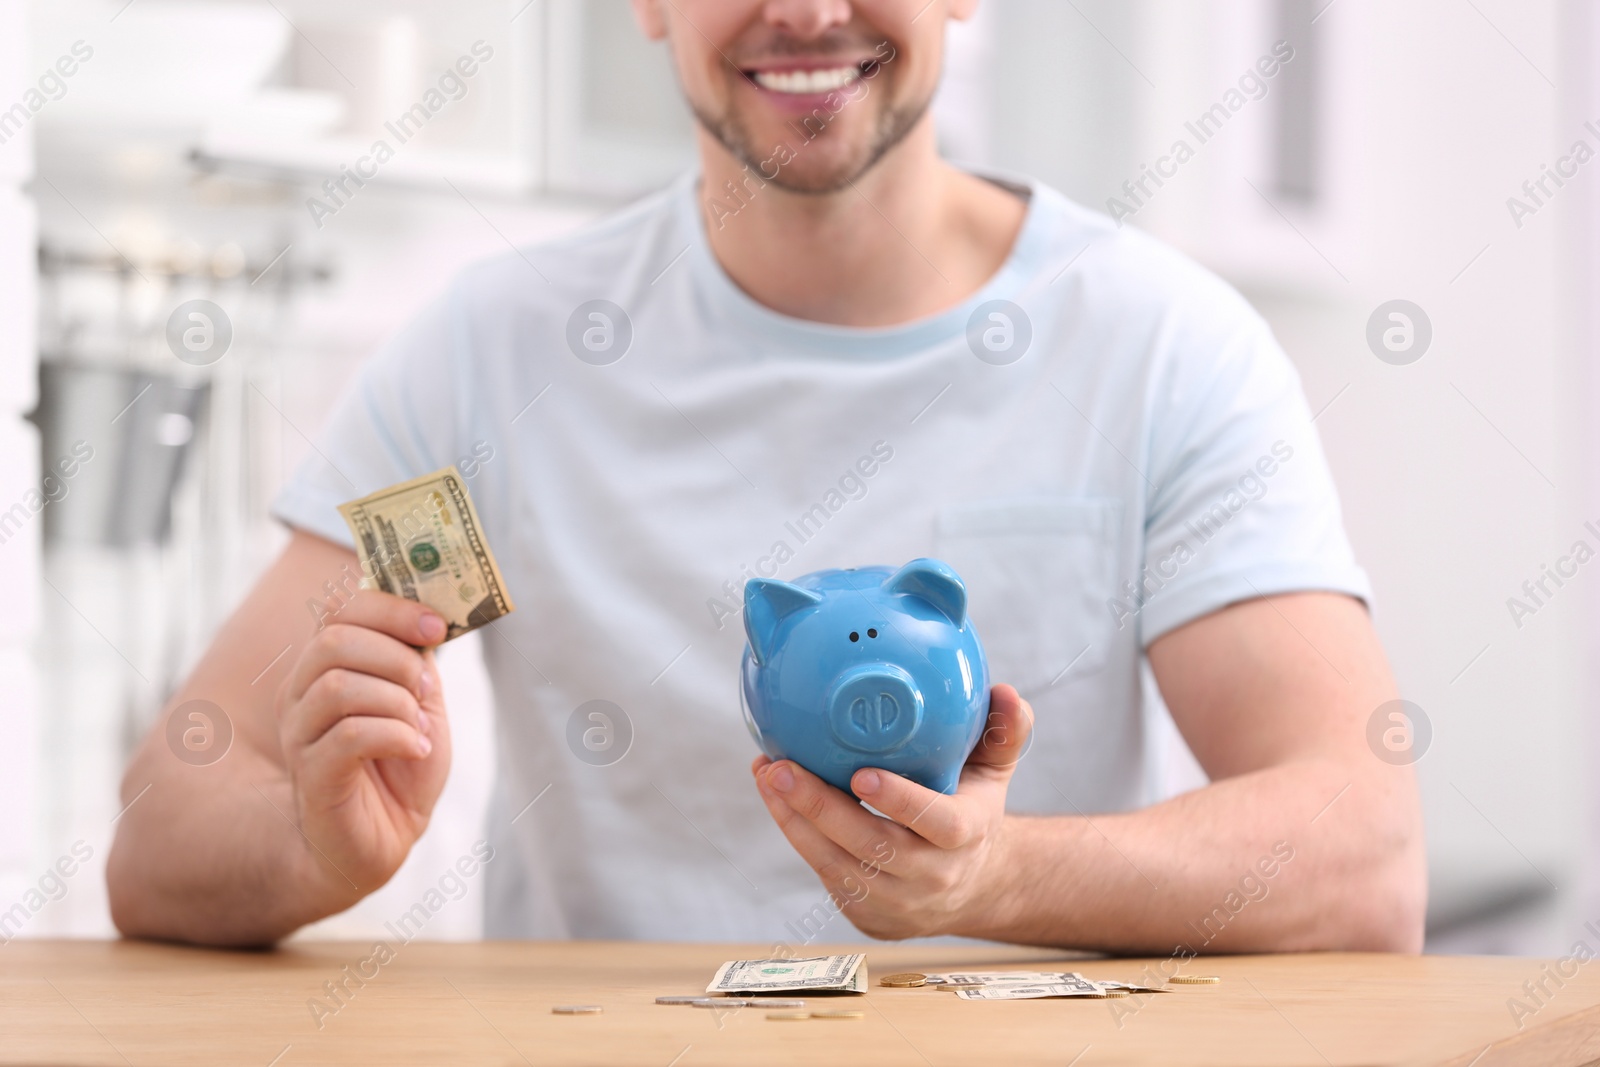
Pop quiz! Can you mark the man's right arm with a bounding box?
[107,530,452,946]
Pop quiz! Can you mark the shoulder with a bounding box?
[1029,185,1296,432]
[1036,185,1271,353]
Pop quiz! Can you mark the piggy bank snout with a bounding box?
[826,664,923,754]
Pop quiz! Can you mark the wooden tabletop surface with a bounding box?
[3,940,1599,1066]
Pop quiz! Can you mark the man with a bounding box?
[108,0,1425,951]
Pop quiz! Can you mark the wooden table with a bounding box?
[3,940,1599,1066]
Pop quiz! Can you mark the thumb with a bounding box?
[969,684,1033,780]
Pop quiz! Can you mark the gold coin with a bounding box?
[767,1011,811,1021]
[812,1009,865,1019]
[1167,975,1222,985]
[879,972,928,987]
[1103,991,1131,998]
[552,1005,603,1014]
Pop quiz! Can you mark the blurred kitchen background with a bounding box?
[0,0,1594,953]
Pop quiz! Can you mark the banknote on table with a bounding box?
[923,971,1078,985]
[338,466,514,641]
[1098,980,1170,994]
[706,955,866,995]
[953,973,1105,1001]
[917,969,1172,999]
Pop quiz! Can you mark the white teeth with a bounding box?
[753,66,862,94]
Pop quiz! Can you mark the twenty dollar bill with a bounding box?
[338,466,514,640]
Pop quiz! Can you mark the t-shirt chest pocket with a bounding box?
[933,498,1122,697]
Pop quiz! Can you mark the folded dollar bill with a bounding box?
[338,466,514,641]
[706,954,866,995]
[1097,980,1170,994]
[954,974,1104,1000]
[923,971,1079,985]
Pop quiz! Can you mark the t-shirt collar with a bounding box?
[674,165,1061,360]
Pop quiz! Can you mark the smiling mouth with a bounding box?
[746,60,878,95]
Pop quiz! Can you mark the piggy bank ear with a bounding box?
[744,579,824,666]
[884,558,968,626]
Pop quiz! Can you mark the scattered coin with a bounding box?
[767,1011,812,1021]
[757,999,807,1008]
[1103,991,1131,998]
[879,972,928,987]
[656,996,712,1005]
[812,1009,865,1019]
[694,998,759,1008]
[1167,975,1222,985]
[552,1005,603,1014]
[933,982,985,990]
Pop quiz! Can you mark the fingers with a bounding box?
[755,764,899,894]
[754,684,1031,863]
[285,668,427,751]
[972,684,1034,772]
[758,760,911,871]
[850,767,978,850]
[279,605,448,759]
[839,685,1030,848]
[286,622,433,705]
[769,810,879,905]
[301,714,433,773]
[324,589,448,649]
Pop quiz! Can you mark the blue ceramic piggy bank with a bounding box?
[740,559,990,795]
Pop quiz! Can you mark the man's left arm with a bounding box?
[753,590,1427,953]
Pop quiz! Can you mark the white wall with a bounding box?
[1572,0,1600,942]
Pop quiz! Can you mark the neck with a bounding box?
[696,118,1027,328]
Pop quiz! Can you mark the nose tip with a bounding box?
[827,665,923,754]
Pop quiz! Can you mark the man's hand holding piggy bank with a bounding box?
[742,559,1034,940]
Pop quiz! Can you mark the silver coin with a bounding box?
[552,1005,603,1014]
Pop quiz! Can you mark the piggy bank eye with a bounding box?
[849,631,859,642]
[867,628,878,638]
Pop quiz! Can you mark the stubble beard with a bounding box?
[690,71,934,196]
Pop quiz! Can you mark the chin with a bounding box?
[763,147,881,194]
[699,94,927,196]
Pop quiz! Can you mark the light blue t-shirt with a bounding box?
[273,171,1369,941]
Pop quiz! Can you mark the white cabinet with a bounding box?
[131,0,699,198]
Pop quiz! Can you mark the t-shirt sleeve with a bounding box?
[270,288,467,547]
[1135,318,1370,646]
